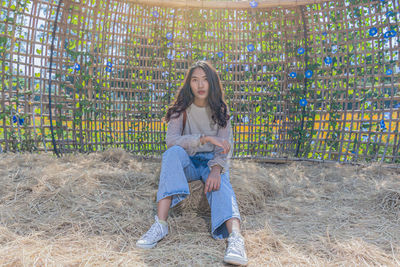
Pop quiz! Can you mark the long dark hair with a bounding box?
[164,61,229,128]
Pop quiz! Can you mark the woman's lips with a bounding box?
[198,91,205,95]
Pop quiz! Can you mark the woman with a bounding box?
[136,61,248,266]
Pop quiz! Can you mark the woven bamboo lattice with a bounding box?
[0,0,399,164]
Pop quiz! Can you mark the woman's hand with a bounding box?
[204,166,222,194]
[201,136,230,154]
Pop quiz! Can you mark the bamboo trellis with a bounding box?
[0,0,399,165]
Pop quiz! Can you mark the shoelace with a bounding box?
[142,222,162,241]
[227,234,245,256]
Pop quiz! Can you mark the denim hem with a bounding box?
[157,191,190,208]
[211,215,242,240]
[159,190,190,199]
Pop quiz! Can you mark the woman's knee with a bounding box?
[162,145,187,158]
[215,173,234,195]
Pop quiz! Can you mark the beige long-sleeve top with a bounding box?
[165,103,233,173]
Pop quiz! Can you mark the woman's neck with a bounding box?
[193,98,207,107]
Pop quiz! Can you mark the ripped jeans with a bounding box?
[156,145,241,239]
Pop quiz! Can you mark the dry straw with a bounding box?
[1,148,400,266]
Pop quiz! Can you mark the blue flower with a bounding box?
[331,45,338,53]
[386,69,393,75]
[299,99,308,107]
[380,120,386,130]
[217,51,224,58]
[250,1,258,8]
[247,44,255,52]
[289,72,297,78]
[384,30,397,38]
[305,70,313,78]
[12,115,24,125]
[386,11,394,17]
[105,66,112,72]
[167,53,174,60]
[167,42,173,48]
[324,56,332,65]
[244,65,249,71]
[166,32,173,40]
[369,27,378,36]
[107,62,112,68]
[383,31,391,38]
[297,47,305,55]
[322,31,328,36]
[152,11,159,18]
[74,63,80,71]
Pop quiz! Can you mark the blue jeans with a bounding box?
[157,145,241,239]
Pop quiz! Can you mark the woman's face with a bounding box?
[190,68,209,104]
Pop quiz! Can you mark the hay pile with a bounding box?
[1,149,400,266]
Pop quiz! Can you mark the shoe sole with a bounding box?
[224,255,248,266]
[136,233,168,249]
[136,241,157,249]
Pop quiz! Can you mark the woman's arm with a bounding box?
[206,121,233,174]
[166,112,203,155]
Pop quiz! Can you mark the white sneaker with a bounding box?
[136,215,168,249]
[223,231,248,266]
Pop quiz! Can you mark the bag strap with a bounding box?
[181,110,187,135]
